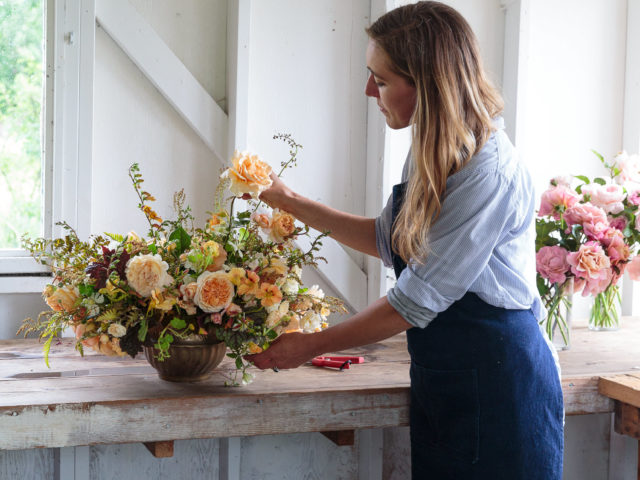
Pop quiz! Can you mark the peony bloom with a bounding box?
[536,246,570,284]
[43,284,79,312]
[581,183,625,214]
[563,203,608,228]
[538,185,579,219]
[125,254,173,298]
[107,323,127,338]
[194,271,235,313]
[269,210,297,243]
[221,150,273,199]
[612,151,640,185]
[255,282,283,307]
[627,256,640,281]
[582,220,610,241]
[566,241,611,281]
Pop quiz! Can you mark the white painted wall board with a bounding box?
[0,448,55,480]
[128,0,227,108]
[91,27,221,237]
[239,433,358,480]
[89,439,220,479]
[96,0,228,162]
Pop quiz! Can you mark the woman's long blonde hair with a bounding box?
[366,1,503,264]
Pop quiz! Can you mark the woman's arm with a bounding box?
[259,174,379,258]
[246,296,412,369]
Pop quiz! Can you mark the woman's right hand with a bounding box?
[257,172,294,212]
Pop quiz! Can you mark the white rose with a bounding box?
[613,151,640,185]
[307,285,325,302]
[300,311,323,333]
[125,254,173,298]
[194,271,235,313]
[282,278,300,295]
[107,323,127,338]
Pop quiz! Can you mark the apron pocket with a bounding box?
[410,362,480,464]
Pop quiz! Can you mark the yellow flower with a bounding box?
[125,253,173,297]
[255,283,283,308]
[221,150,273,199]
[262,257,288,277]
[149,289,177,312]
[247,342,263,354]
[228,268,247,286]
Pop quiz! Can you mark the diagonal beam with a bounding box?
[95,0,228,162]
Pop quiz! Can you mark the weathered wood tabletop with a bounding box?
[0,319,639,451]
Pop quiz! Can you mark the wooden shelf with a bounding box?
[1,319,639,451]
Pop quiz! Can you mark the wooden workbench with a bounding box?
[0,319,638,453]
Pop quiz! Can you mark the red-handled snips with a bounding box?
[311,356,365,371]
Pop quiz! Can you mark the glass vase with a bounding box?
[541,278,572,350]
[589,283,621,331]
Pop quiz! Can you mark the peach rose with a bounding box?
[221,150,273,199]
[566,241,611,280]
[626,256,640,281]
[125,254,173,297]
[251,212,271,229]
[202,241,227,272]
[269,210,297,243]
[194,271,235,313]
[613,151,640,185]
[582,268,613,297]
[43,284,79,312]
[538,185,579,220]
[581,184,625,214]
[563,203,608,228]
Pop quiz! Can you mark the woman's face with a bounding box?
[365,39,417,130]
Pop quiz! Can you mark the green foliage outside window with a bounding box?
[0,0,43,248]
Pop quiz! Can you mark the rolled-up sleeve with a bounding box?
[375,193,395,268]
[389,165,517,327]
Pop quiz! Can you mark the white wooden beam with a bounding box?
[226,0,251,157]
[95,0,228,163]
[500,0,531,150]
[358,428,383,480]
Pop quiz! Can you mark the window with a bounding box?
[0,1,44,249]
[0,0,95,290]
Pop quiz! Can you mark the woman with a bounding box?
[247,2,564,478]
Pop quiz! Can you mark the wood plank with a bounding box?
[613,401,640,442]
[143,440,174,458]
[321,430,355,446]
[563,376,614,415]
[599,374,640,408]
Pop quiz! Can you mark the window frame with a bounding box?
[0,0,94,292]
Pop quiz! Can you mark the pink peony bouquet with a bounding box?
[536,150,640,338]
[19,135,346,385]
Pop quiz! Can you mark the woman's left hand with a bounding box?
[244,331,318,370]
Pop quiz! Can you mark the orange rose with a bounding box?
[221,150,273,198]
[269,210,296,243]
[194,271,235,313]
[43,284,79,312]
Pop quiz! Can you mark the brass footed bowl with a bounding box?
[143,335,227,382]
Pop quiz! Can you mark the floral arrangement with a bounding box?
[536,150,640,340]
[19,135,346,384]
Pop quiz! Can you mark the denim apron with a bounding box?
[391,182,564,480]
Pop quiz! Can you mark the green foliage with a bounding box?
[0,0,44,247]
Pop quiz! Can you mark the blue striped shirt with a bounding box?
[375,120,544,328]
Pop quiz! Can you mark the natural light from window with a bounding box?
[0,0,43,249]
